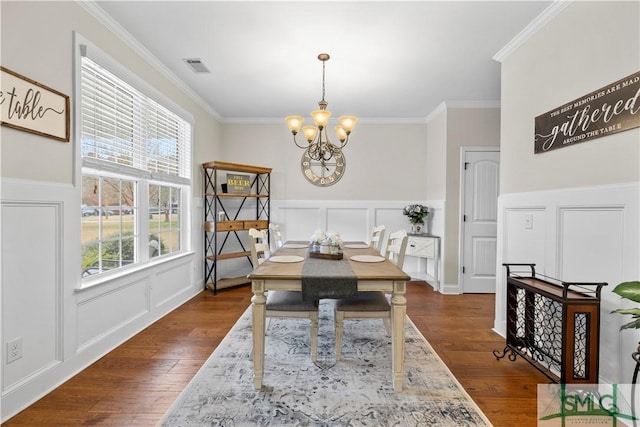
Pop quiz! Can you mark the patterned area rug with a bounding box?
[161,300,492,426]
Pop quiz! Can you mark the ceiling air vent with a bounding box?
[183,58,210,73]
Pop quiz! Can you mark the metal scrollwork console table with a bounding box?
[494,263,607,384]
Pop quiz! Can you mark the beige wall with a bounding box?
[221,122,428,200]
[426,109,447,201]
[443,107,501,284]
[0,1,222,189]
[500,1,640,194]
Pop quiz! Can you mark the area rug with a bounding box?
[160,300,493,426]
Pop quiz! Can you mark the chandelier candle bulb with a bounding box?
[335,126,347,142]
[302,126,318,143]
[311,109,331,128]
[285,116,304,134]
[338,116,357,133]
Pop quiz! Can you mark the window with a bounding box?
[81,175,137,276]
[148,183,181,258]
[78,42,192,280]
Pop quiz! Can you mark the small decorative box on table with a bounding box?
[494,263,606,384]
[308,250,343,260]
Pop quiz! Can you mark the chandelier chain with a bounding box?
[321,59,326,106]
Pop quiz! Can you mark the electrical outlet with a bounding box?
[524,214,533,229]
[6,337,22,364]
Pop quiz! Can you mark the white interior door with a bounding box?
[460,149,500,293]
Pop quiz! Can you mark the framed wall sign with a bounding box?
[226,173,251,194]
[0,66,70,142]
[534,71,640,154]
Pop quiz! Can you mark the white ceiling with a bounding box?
[93,1,553,122]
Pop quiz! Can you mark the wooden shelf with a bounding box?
[205,220,268,233]
[206,251,251,261]
[203,192,269,198]
[201,161,272,174]
[206,276,250,291]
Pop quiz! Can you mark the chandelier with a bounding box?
[285,53,357,162]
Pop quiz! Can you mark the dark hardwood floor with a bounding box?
[2,281,547,426]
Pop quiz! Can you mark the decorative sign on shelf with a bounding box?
[534,71,640,154]
[0,66,70,142]
[226,173,251,193]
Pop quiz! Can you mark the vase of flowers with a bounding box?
[403,204,429,234]
[310,230,326,252]
[410,223,423,234]
[325,231,343,254]
[310,230,343,254]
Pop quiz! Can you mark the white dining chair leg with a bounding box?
[383,318,391,336]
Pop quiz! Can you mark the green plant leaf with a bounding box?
[611,308,640,316]
[612,281,640,303]
[621,318,640,330]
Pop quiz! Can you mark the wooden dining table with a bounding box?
[247,241,411,392]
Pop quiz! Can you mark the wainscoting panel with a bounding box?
[375,207,407,235]
[76,279,150,350]
[326,207,369,241]
[271,200,445,289]
[272,200,438,247]
[559,206,626,384]
[558,207,624,284]
[503,208,547,271]
[151,257,196,308]
[495,182,639,385]
[1,201,62,392]
[277,206,322,242]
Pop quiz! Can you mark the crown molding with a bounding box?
[76,0,222,121]
[424,101,500,124]
[222,117,429,125]
[445,101,501,109]
[493,0,572,63]
[425,102,448,124]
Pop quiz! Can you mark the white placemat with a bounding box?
[344,244,370,249]
[283,243,309,249]
[350,255,386,263]
[269,255,305,263]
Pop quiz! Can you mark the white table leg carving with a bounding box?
[391,280,407,392]
[251,280,266,390]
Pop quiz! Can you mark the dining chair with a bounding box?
[334,229,408,360]
[248,228,270,267]
[370,225,386,254]
[269,223,284,251]
[248,228,319,362]
[384,229,409,268]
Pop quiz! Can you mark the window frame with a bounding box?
[74,32,194,287]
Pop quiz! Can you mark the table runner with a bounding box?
[301,255,358,301]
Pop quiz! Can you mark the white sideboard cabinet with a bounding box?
[404,234,440,290]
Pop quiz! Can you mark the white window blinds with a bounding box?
[80,56,191,183]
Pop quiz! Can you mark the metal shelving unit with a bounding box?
[203,161,271,293]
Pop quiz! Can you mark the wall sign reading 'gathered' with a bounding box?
[534,71,640,154]
[0,66,70,142]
